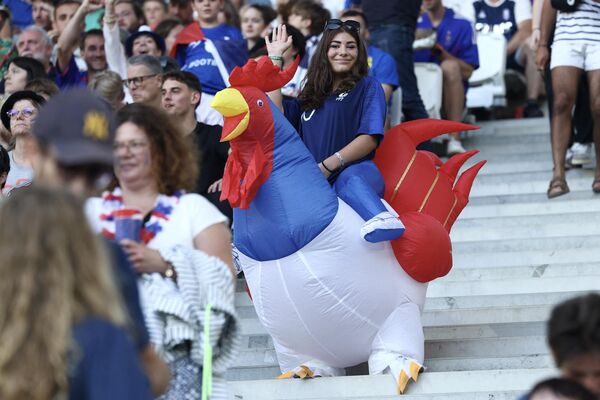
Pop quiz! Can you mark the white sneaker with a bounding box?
[565,148,574,169]
[361,211,405,243]
[571,142,592,165]
[447,138,466,156]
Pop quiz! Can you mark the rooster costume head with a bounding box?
[210,57,299,209]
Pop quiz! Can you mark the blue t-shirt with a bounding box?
[55,56,88,90]
[105,239,150,351]
[473,0,519,43]
[4,0,32,29]
[177,38,247,96]
[368,45,399,89]
[283,76,386,164]
[201,23,244,41]
[414,8,479,69]
[69,317,153,400]
[180,40,226,95]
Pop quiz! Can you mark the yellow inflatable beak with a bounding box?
[211,88,250,142]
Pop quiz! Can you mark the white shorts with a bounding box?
[551,41,600,71]
[195,92,224,126]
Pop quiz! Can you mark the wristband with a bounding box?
[334,151,345,168]
[321,160,334,173]
[269,55,283,61]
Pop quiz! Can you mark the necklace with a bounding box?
[98,187,183,244]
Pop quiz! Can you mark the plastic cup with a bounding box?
[114,208,143,243]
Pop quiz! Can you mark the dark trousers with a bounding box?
[369,24,428,122]
[370,24,431,150]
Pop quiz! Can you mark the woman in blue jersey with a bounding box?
[267,22,404,243]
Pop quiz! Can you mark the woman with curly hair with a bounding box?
[0,186,152,400]
[266,23,404,243]
[86,103,236,399]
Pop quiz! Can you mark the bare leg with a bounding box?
[520,41,544,101]
[587,69,600,191]
[550,66,582,196]
[441,59,465,141]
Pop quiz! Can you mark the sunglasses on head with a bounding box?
[324,19,360,33]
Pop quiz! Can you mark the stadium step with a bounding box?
[227,117,598,399]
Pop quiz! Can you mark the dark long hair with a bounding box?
[298,26,368,111]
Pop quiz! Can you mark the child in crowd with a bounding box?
[240,4,276,55]
[142,0,167,29]
[172,0,247,125]
[286,0,329,64]
[194,0,243,41]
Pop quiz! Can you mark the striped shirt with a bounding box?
[554,0,600,44]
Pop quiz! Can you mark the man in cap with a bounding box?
[31,88,170,396]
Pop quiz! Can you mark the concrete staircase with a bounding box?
[227,117,600,399]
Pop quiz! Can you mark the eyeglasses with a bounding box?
[324,19,360,33]
[6,107,35,119]
[123,74,158,88]
[113,140,149,153]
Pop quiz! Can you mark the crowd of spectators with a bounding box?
[0,0,597,398]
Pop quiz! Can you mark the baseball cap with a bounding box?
[33,88,116,167]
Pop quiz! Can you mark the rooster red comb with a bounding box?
[229,56,300,92]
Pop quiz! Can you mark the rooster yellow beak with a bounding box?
[211,88,250,142]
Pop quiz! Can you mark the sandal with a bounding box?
[547,177,570,199]
[593,178,600,194]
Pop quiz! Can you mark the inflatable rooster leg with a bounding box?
[333,161,406,243]
[211,58,485,394]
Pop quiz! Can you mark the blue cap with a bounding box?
[33,88,116,167]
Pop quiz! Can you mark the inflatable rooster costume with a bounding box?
[211,58,485,393]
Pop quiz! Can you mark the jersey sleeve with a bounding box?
[358,78,386,138]
[372,51,400,88]
[283,98,302,135]
[455,21,480,69]
[54,55,87,89]
[514,0,532,25]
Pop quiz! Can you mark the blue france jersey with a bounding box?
[368,45,399,88]
[181,40,226,95]
[414,8,479,70]
[201,23,244,41]
[55,56,89,90]
[283,76,386,164]
[473,0,518,42]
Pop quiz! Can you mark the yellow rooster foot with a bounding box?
[276,360,345,380]
[369,352,424,394]
[392,360,423,394]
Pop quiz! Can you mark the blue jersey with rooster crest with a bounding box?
[283,76,386,164]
